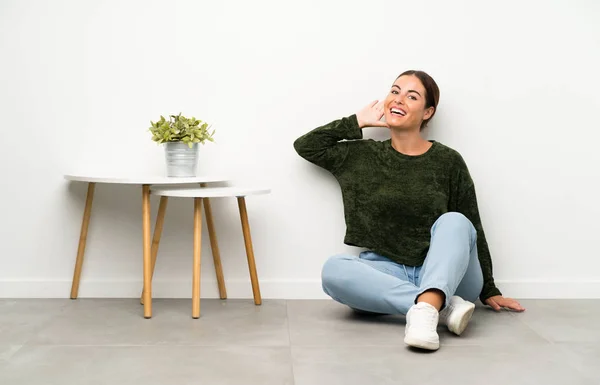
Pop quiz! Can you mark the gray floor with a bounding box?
[0,298,598,384]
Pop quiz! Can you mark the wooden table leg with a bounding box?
[142,185,152,318]
[141,196,168,305]
[237,197,262,305]
[70,182,96,299]
[200,183,227,299]
[192,197,203,318]
[203,198,227,299]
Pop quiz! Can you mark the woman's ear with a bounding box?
[423,106,435,121]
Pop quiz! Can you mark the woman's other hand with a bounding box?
[485,295,526,312]
[356,100,390,129]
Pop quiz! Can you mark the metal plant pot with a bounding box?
[164,142,199,177]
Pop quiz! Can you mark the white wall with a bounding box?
[1,0,599,299]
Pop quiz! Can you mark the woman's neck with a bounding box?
[389,129,432,156]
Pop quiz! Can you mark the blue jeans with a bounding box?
[321,212,484,314]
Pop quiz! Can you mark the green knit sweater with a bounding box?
[293,114,501,302]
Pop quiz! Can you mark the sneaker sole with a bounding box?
[446,301,475,336]
[404,334,440,351]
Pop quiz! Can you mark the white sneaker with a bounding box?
[404,302,440,350]
[439,296,476,336]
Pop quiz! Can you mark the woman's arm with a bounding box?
[293,114,363,173]
[293,100,389,172]
[449,155,525,311]
[456,178,502,302]
[451,157,502,303]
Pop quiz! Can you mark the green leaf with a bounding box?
[149,113,214,144]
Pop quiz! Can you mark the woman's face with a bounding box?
[384,75,434,130]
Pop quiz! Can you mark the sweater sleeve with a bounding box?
[293,114,363,173]
[452,157,502,303]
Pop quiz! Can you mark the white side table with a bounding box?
[150,186,271,318]
[64,174,228,318]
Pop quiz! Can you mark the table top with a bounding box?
[64,174,228,185]
[150,186,271,198]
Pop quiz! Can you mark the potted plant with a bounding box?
[149,113,215,177]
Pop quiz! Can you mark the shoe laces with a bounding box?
[410,303,439,330]
[439,304,453,322]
